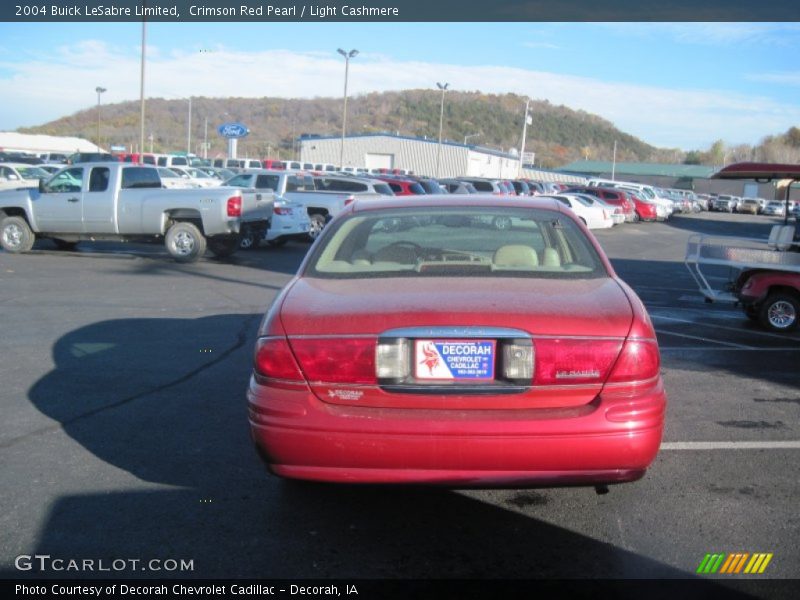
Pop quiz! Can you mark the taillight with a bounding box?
[606,339,660,383]
[289,337,377,384]
[344,195,356,206]
[273,206,293,215]
[227,196,242,217]
[534,337,660,386]
[534,338,622,385]
[254,337,304,381]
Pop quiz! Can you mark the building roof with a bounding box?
[0,132,100,154]
[557,160,717,179]
[299,132,518,160]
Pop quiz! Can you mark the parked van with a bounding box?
[157,154,191,168]
[213,158,245,169]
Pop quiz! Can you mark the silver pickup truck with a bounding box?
[225,170,384,240]
[0,162,266,262]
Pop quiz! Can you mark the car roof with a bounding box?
[349,193,563,214]
[0,162,38,169]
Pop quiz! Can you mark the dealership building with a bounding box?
[298,133,582,182]
[0,132,100,156]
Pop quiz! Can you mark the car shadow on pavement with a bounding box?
[32,237,311,278]
[1,315,781,593]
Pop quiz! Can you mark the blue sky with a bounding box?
[0,22,798,150]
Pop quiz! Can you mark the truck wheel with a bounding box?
[758,292,799,332]
[165,222,206,263]
[308,214,326,241]
[239,227,260,251]
[208,236,240,258]
[1,216,35,253]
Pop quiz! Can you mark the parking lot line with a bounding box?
[660,346,800,352]
[661,441,800,450]
[652,314,798,341]
[654,328,754,349]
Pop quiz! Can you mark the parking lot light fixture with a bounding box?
[436,82,449,178]
[337,48,358,169]
[95,86,107,149]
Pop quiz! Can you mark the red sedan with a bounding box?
[248,196,666,487]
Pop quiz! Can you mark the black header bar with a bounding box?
[4,1,800,22]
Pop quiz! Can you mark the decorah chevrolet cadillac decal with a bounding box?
[415,340,495,380]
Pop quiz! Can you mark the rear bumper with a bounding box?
[248,377,666,486]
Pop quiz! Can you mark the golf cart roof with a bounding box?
[712,162,800,181]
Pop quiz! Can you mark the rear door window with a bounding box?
[121,167,162,189]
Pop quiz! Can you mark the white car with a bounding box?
[762,201,786,217]
[0,162,52,190]
[157,167,199,189]
[264,196,311,246]
[566,192,625,225]
[544,194,614,229]
[171,166,223,188]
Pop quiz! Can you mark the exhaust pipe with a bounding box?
[594,485,609,495]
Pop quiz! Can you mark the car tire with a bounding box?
[0,216,35,253]
[239,227,260,251]
[492,216,512,230]
[208,236,240,258]
[633,212,641,223]
[758,292,799,332]
[165,221,206,263]
[308,213,326,241]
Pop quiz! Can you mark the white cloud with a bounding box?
[746,71,800,86]
[1,41,799,150]
[600,23,800,47]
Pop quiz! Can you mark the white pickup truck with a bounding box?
[225,170,383,240]
[0,162,267,262]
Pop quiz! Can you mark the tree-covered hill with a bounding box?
[19,90,666,168]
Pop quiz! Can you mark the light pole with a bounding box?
[337,48,358,169]
[518,98,531,177]
[186,96,192,155]
[436,82,449,178]
[139,20,146,156]
[95,86,106,148]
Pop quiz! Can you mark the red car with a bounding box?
[566,186,636,222]
[248,196,666,487]
[626,192,658,222]
[376,176,426,196]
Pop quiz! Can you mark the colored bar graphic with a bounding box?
[698,552,773,575]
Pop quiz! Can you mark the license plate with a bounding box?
[414,340,495,381]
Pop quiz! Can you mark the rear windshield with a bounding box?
[306,207,606,280]
[469,180,494,192]
[373,183,394,196]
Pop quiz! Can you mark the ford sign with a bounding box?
[217,122,250,139]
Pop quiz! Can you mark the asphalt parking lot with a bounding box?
[0,210,798,594]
